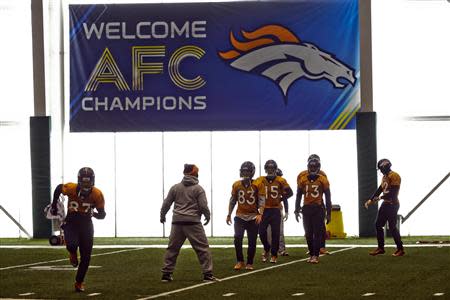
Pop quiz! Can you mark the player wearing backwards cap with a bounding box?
[365,159,405,257]
[160,164,217,282]
[227,161,263,271]
[295,158,331,264]
[51,167,106,292]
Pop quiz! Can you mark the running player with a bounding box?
[51,167,106,292]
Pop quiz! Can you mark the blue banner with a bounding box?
[69,1,359,132]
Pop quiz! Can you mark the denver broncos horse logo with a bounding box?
[218,25,356,104]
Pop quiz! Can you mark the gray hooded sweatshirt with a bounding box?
[160,175,210,223]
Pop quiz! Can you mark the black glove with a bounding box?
[50,203,58,215]
[294,211,301,222]
[203,217,210,226]
[326,214,331,224]
[160,216,166,224]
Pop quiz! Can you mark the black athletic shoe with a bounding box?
[203,273,219,282]
[161,273,173,282]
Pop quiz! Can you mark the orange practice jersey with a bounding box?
[62,183,105,215]
[297,170,327,185]
[255,176,290,209]
[297,172,330,206]
[381,171,401,202]
[231,180,259,216]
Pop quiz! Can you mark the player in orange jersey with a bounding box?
[297,154,330,255]
[51,167,106,292]
[256,160,293,264]
[295,158,331,264]
[227,161,263,271]
[365,159,405,257]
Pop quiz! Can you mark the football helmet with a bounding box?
[276,168,283,176]
[307,158,321,176]
[308,154,321,162]
[377,159,392,175]
[264,160,278,176]
[78,167,95,194]
[240,161,255,179]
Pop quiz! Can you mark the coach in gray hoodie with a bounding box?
[160,164,216,282]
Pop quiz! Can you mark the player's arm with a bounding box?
[196,189,211,225]
[257,195,265,215]
[294,187,303,222]
[255,181,265,215]
[254,195,264,224]
[160,187,176,223]
[51,184,63,214]
[365,185,383,208]
[227,195,237,225]
[282,186,293,213]
[92,192,106,219]
[324,188,331,224]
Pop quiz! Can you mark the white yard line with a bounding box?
[0,248,144,270]
[1,243,448,249]
[136,247,355,300]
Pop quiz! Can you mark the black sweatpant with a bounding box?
[375,203,403,250]
[234,217,259,264]
[63,214,94,283]
[302,205,325,257]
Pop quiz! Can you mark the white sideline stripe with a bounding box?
[136,247,355,300]
[1,243,448,249]
[0,248,144,270]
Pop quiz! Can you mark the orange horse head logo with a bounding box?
[218,25,356,104]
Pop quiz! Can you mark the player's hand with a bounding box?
[160,216,166,223]
[226,215,232,225]
[283,213,289,222]
[294,212,301,222]
[255,214,262,224]
[203,217,210,226]
[364,199,372,209]
[326,214,331,224]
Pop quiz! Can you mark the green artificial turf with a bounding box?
[1,241,449,299]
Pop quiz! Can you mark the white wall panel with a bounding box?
[115,132,163,237]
